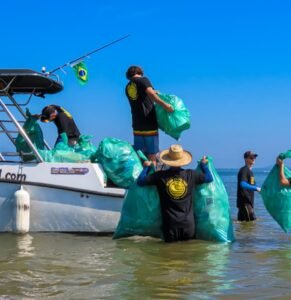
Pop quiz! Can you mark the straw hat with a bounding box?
[160,144,192,167]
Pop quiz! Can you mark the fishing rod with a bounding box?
[47,34,130,74]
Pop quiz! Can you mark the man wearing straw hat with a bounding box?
[137,144,213,243]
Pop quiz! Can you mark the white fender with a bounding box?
[13,186,30,233]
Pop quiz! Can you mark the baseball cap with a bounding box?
[244,151,258,159]
[40,106,56,122]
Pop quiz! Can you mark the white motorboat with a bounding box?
[0,69,125,233]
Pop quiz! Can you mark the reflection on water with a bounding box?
[16,234,35,258]
[0,171,291,299]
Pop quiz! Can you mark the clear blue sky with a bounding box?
[1,0,291,168]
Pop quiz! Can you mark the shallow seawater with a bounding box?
[0,170,291,299]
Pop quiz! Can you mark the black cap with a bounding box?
[40,106,56,122]
[244,151,258,159]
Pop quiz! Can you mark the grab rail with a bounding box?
[0,98,43,162]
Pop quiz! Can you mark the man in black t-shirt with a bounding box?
[125,66,174,163]
[237,150,261,221]
[137,144,213,243]
[40,105,80,146]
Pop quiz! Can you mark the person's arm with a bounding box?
[276,157,291,186]
[239,166,261,192]
[137,161,158,186]
[145,87,174,112]
[32,114,41,119]
[137,166,152,186]
[56,113,70,135]
[240,181,261,192]
[59,132,69,144]
[199,160,213,183]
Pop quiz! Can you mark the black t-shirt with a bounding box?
[51,105,80,139]
[144,168,205,227]
[237,165,256,208]
[125,76,158,133]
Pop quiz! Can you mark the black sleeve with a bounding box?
[139,77,153,90]
[190,170,206,185]
[240,167,249,182]
[141,171,161,186]
[56,113,69,134]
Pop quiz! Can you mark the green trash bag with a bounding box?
[155,93,190,140]
[74,135,97,160]
[193,157,235,243]
[261,150,291,232]
[96,137,143,188]
[15,110,45,161]
[113,152,162,239]
[39,147,89,163]
[113,182,162,239]
[38,134,90,162]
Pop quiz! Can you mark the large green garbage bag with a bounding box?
[38,136,90,163]
[261,150,291,232]
[155,93,190,140]
[15,111,45,161]
[74,135,97,160]
[194,157,235,243]
[96,137,143,188]
[113,182,162,239]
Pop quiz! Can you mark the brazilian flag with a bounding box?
[73,61,88,85]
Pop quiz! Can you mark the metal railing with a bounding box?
[0,98,44,162]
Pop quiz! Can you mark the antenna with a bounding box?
[48,35,130,74]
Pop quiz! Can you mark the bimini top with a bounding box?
[0,69,63,97]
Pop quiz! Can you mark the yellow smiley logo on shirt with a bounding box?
[127,82,138,101]
[166,178,188,200]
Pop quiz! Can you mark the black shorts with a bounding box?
[163,225,195,243]
[237,204,256,222]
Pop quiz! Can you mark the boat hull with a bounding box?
[0,162,125,232]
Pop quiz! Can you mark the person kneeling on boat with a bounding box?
[40,105,81,146]
[137,144,213,243]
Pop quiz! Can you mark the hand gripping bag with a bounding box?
[155,93,190,140]
[261,150,291,232]
[193,157,235,242]
[96,137,143,188]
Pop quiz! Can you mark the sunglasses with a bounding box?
[248,156,256,160]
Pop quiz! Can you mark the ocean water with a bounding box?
[0,169,291,300]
